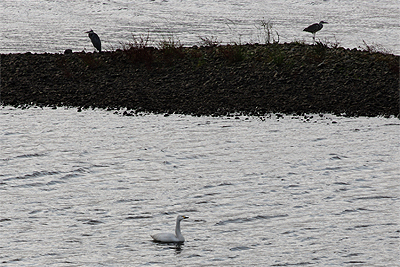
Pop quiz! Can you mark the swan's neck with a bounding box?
[175,219,183,238]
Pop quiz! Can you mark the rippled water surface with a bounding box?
[1,107,399,266]
[1,0,399,54]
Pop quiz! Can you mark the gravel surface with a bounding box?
[1,43,399,117]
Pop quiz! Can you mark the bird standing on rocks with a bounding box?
[303,21,328,43]
[86,29,101,52]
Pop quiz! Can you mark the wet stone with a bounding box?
[1,43,399,117]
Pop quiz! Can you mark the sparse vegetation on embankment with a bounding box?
[1,42,399,117]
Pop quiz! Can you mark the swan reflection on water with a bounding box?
[154,242,184,254]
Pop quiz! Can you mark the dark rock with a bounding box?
[1,43,399,117]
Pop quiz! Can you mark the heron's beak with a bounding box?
[183,216,189,219]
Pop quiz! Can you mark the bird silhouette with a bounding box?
[303,21,328,43]
[85,30,101,52]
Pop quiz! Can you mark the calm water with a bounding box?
[1,106,399,266]
[1,0,399,54]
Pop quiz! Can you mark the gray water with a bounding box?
[2,1,399,265]
[1,106,399,266]
[1,0,399,55]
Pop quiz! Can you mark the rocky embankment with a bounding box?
[1,43,399,117]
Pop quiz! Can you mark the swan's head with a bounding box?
[177,215,189,221]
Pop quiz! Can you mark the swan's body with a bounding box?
[151,215,188,243]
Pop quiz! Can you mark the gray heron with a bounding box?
[303,21,328,43]
[85,29,101,52]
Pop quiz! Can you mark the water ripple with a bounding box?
[215,214,288,225]
[1,108,398,266]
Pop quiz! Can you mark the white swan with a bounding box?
[151,215,189,243]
